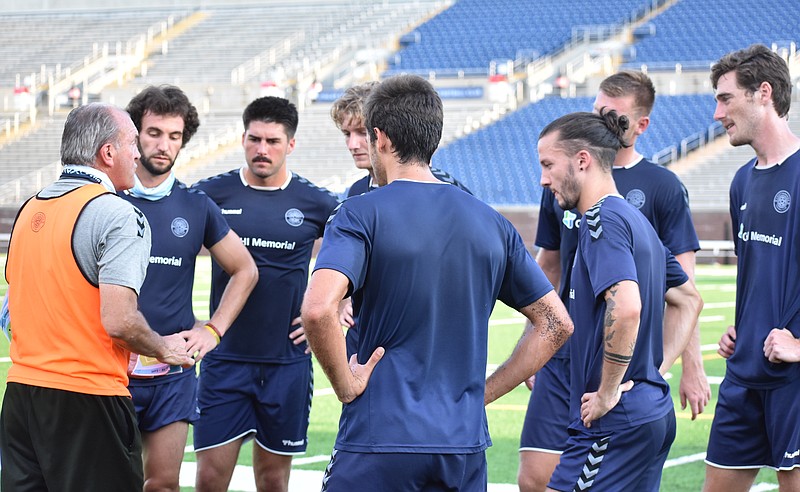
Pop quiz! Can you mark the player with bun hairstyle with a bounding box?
[538,110,703,492]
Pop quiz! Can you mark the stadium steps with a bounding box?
[141,10,209,61]
[672,105,800,211]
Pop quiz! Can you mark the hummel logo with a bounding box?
[740,203,747,211]
[585,207,603,240]
[573,436,609,491]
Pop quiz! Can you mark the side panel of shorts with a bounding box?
[130,371,199,432]
[194,358,313,454]
[520,357,570,452]
[706,376,800,470]
[0,383,143,492]
[321,449,487,492]
[548,410,675,492]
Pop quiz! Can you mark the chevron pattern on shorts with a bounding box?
[572,436,610,491]
[321,448,338,491]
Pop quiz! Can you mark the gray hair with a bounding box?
[60,103,124,167]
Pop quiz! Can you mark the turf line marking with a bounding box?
[664,452,705,468]
[292,455,331,465]
[750,484,779,491]
[703,301,736,309]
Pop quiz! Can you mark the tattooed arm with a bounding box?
[485,290,573,405]
[580,280,640,428]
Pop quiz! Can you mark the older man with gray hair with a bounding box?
[1,103,194,492]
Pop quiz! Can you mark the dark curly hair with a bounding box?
[126,85,200,147]
[711,44,792,119]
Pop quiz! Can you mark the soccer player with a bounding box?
[538,109,702,491]
[121,86,258,492]
[704,44,800,492]
[192,96,340,492]
[301,74,573,491]
[1,103,194,491]
[330,81,473,198]
[329,81,473,356]
[518,70,709,492]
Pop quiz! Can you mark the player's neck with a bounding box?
[578,172,618,214]
[136,169,171,188]
[387,162,436,184]
[752,119,800,167]
[613,147,642,168]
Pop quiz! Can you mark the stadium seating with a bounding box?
[0,9,185,86]
[138,0,444,86]
[385,0,656,77]
[432,94,717,206]
[622,0,800,70]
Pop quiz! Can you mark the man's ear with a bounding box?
[577,149,591,171]
[374,128,392,153]
[758,81,773,107]
[98,142,115,167]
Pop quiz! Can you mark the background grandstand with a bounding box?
[1,0,800,490]
[1,0,798,255]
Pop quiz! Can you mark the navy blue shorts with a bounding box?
[519,357,570,453]
[321,449,487,491]
[706,376,800,470]
[548,409,675,492]
[193,358,312,454]
[129,372,199,432]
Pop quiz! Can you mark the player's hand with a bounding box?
[678,365,711,420]
[338,298,354,328]
[718,325,736,359]
[525,374,536,391]
[181,321,220,361]
[158,333,195,368]
[340,347,385,404]
[764,328,800,363]
[580,380,634,428]
[289,317,311,354]
[127,352,138,375]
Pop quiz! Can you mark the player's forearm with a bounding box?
[485,328,541,405]
[101,284,171,359]
[661,281,704,372]
[304,309,355,402]
[487,292,572,405]
[208,265,258,336]
[535,249,561,291]
[598,282,639,398]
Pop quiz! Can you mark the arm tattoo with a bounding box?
[530,300,570,350]
[604,283,619,329]
[604,351,632,366]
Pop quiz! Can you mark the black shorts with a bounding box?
[0,383,143,492]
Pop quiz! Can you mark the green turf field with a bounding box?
[0,257,783,490]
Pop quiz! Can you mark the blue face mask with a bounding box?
[128,172,176,201]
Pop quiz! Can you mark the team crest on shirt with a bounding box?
[625,189,646,209]
[773,190,791,214]
[30,212,46,232]
[171,217,189,237]
[285,208,304,227]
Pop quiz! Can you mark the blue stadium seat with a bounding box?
[622,0,800,70]
[432,94,716,206]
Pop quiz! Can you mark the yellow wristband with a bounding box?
[204,324,221,345]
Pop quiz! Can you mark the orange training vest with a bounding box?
[6,183,132,396]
